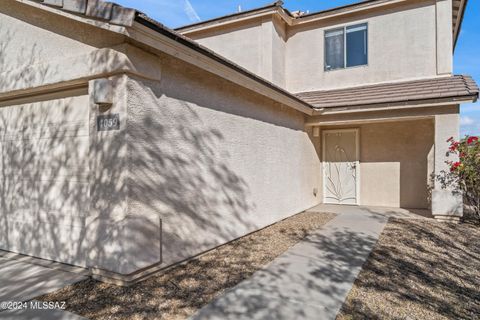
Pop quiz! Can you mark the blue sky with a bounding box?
[114,0,480,136]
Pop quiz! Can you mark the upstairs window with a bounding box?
[325,23,368,71]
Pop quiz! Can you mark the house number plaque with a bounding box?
[97,114,120,131]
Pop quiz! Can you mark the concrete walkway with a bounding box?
[192,205,425,320]
[0,252,88,319]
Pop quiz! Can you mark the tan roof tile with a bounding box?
[295,75,479,109]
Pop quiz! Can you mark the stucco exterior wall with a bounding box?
[319,119,434,209]
[0,90,91,266]
[188,20,264,79]
[0,2,146,272]
[126,52,320,268]
[287,0,440,92]
[187,18,287,88]
[271,16,287,88]
[0,0,124,73]
[183,0,452,93]
[432,111,463,218]
[0,0,459,276]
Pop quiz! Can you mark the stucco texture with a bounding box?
[0,0,123,74]
[0,0,460,276]
[126,53,320,268]
[320,119,434,209]
[286,0,439,92]
[186,0,448,94]
[189,18,287,88]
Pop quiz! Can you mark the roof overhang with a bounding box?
[9,0,473,116]
[453,0,468,49]
[132,14,314,115]
[7,0,314,115]
[296,75,479,115]
[305,104,461,126]
[311,96,476,116]
[177,0,469,50]
[177,0,408,34]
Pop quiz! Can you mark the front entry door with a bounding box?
[322,129,359,205]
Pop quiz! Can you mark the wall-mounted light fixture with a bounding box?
[93,78,113,112]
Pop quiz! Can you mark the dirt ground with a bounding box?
[39,211,335,320]
[337,217,480,320]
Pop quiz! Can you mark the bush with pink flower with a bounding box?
[438,135,480,219]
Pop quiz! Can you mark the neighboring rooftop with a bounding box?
[176,0,469,49]
[295,75,480,109]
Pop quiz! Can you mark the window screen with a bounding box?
[325,23,368,71]
[346,24,368,67]
[325,28,345,71]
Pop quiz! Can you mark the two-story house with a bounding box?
[177,0,477,216]
[0,0,477,285]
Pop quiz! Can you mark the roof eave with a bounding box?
[453,0,468,50]
[178,0,410,34]
[175,1,288,33]
[311,95,478,115]
[14,0,314,115]
[134,14,314,115]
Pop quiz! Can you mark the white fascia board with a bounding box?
[306,105,461,126]
[311,97,475,116]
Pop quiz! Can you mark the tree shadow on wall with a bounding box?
[0,26,256,306]
[0,39,92,304]
[87,73,258,273]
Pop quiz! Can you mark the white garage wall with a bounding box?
[0,90,91,266]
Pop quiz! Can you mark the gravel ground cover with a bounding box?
[39,211,335,320]
[337,217,480,320]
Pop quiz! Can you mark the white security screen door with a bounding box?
[323,129,359,204]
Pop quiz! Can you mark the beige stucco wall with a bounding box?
[0,3,158,273]
[184,0,453,93]
[0,0,124,73]
[432,111,463,217]
[287,0,441,92]
[0,1,321,275]
[126,52,320,268]
[319,119,434,208]
[271,16,287,87]
[187,18,287,88]
[0,0,457,275]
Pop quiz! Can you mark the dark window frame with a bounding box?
[324,22,369,71]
